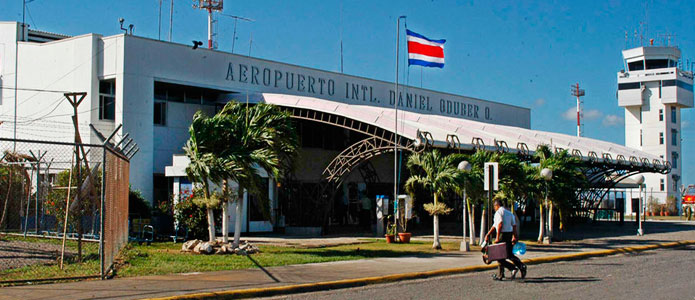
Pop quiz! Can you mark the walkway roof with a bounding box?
[258,93,668,172]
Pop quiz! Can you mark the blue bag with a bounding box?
[513,242,526,256]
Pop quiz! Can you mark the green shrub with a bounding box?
[174,189,222,240]
[129,188,151,218]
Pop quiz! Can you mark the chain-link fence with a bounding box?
[0,137,129,285]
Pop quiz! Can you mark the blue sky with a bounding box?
[2,0,694,185]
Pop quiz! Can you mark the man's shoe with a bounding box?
[510,268,519,279]
[492,274,505,281]
[520,265,527,279]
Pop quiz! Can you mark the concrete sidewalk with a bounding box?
[1,221,694,300]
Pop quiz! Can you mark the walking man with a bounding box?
[485,199,526,280]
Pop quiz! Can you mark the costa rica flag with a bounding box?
[406,29,445,68]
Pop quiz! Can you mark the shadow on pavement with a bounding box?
[247,255,280,283]
[519,276,600,283]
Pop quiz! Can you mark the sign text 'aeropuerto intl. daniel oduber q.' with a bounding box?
[224,62,493,121]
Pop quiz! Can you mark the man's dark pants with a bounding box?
[497,232,524,276]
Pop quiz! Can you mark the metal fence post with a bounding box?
[100,146,106,279]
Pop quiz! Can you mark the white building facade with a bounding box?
[618,46,694,206]
[0,21,530,205]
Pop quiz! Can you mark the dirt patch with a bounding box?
[0,239,67,271]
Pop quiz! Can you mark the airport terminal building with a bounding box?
[0,21,668,233]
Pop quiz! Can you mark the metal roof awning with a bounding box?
[244,93,668,172]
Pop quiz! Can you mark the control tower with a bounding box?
[618,45,693,205]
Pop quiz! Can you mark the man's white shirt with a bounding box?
[493,207,515,233]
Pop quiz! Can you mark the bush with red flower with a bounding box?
[174,188,222,240]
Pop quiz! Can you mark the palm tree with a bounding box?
[534,145,585,241]
[215,102,298,248]
[183,111,228,243]
[405,150,464,249]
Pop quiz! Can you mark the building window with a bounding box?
[627,61,644,71]
[671,106,677,124]
[671,129,678,146]
[672,152,678,169]
[618,82,640,90]
[660,178,665,191]
[659,109,663,121]
[659,132,664,145]
[153,81,221,105]
[99,80,115,120]
[154,101,166,126]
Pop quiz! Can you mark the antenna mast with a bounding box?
[220,13,254,53]
[194,0,224,49]
[571,83,586,137]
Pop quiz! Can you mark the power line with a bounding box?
[0,86,73,93]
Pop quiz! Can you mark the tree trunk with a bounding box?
[221,180,229,244]
[233,188,244,248]
[433,215,441,249]
[0,170,13,229]
[469,204,476,245]
[432,193,441,249]
[203,184,215,243]
[221,203,229,244]
[206,208,215,243]
[548,202,554,240]
[480,208,486,243]
[537,202,545,243]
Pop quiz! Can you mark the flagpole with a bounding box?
[395,16,405,231]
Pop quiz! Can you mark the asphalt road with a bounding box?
[261,245,695,300]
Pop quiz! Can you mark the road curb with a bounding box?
[146,240,695,300]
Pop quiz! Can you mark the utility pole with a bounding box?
[64,92,88,262]
[571,83,585,137]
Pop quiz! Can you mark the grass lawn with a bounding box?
[1,235,471,283]
[116,239,467,277]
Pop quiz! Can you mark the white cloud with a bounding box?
[563,107,604,121]
[602,114,624,127]
[533,98,546,107]
[584,109,603,121]
[562,107,577,120]
[683,120,690,129]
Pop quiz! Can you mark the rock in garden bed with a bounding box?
[181,239,260,255]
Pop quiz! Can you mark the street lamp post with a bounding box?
[540,168,553,244]
[458,160,471,251]
[632,174,645,236]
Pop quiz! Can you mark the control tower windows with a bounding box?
[671,107,677,123]
[659,132,664,144]
[645,59,669,70]
[628,61,644,71]
[659,109,663,121]
[671,129,678,146]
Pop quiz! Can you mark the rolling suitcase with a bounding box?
[481,239,508,264]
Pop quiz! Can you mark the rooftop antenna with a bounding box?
[571,83,586,137]
[193,0,224,49]
[219,13,254,53]
[169,0,174,42]
[158,0,162,40]
[340,0,344,73]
